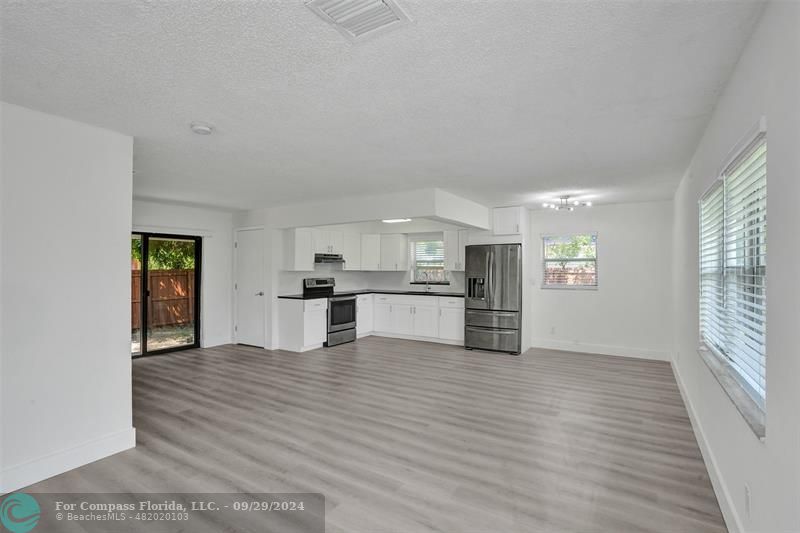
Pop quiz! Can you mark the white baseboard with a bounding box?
[368,331,462,346]
[202,336,232,349]
[671,360,742,533]
[1,427,136,494]
[530,338,670,361]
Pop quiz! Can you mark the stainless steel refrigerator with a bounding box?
[464,244,522,354]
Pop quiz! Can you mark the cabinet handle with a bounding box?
[439,309,442,317]
[515,224,519,233]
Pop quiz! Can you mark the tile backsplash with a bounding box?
[278,263,464,295]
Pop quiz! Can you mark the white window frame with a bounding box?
[698,119,767,409]
[541,232,598,290]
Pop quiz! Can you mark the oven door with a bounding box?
[328,296,357,332]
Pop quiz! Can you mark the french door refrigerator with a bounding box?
[464,243,522,354]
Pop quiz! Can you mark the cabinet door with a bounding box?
[493,207,522,235]
[413,304,440,338]
[395,234,409,271]
[360,234,381,271]
[379,234,395,271]
[284,228,315,271]
[458,230,469,270]
[380,234,408,271]
[312,229,329,254]
[329,231,344,255]
[391,303,414,334]
[303,309,327,346]
[374,302,392,332]
[439,307,464,341]
[356,296,373,334]
[342,233,361,271]
[443,230,459,271]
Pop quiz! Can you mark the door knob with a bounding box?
[255,291,264,296]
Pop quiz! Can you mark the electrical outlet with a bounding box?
[744,483,751,520]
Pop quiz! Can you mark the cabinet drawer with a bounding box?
[303,299,328,312]
[357,294,372,304]
[465,309,519,329]
[438,297,464,309]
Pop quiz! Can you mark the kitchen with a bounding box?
[274,212,524,354]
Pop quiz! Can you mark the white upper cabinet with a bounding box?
[444,229,469,271]
[360,234,381,271]
[283,228,315,271]
[380,234,408,271]
[312,229,343,254]
[492,206,524,235]
[342,232,361,271]
[330,231,344,254]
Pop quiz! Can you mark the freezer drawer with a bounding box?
[465,326,520,354]
[465,309,520,329]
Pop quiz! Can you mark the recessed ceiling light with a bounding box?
[190,122,214,135]
[382,218,412,223]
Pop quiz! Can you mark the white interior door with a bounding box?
[235,228,265,347]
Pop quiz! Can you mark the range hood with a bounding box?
[314,253,345,264]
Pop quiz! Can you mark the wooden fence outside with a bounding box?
[132,269,195,329]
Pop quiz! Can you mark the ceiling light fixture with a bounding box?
[542,196,592,211]
[382,218,412,223]
[190,122,214,135]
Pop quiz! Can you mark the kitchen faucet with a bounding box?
[421,271,431,292]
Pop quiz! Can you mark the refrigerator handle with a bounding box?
[487,249,494,306]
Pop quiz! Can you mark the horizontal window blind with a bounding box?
[700,185,725,352]
[700,135,767,404]
[413,240,446,282]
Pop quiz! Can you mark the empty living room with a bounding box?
[1,1,798,532]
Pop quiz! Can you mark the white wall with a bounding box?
[671,3,800,532]
[0,103,135,492]
[530,201,673,360]
[133,200,234,348]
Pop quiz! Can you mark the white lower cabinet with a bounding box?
[374,297,393,332]
[438,296,465,341]
[438,307,464,341]
[356,294,374,336]
[413,303,439,338]
[278,293,465,352]
[278,298,328,352]
[372,294,458,341]
[391,303,414,334]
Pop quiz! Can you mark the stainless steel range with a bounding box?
[303,278,356,347]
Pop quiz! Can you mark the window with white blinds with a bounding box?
[699,134,767,405]
[412,240,447,282]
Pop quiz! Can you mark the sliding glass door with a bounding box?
[131,233,201,357]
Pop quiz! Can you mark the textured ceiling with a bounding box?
[1,0,764,210]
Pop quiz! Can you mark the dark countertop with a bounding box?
[278,289,465,300]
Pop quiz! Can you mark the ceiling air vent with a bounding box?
[306,0,411,42]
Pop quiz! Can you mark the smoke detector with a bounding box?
[306,0,411,42]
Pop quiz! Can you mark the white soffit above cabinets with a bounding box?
[306,0,411,42]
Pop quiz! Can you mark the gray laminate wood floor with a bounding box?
[27,337,725,532]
